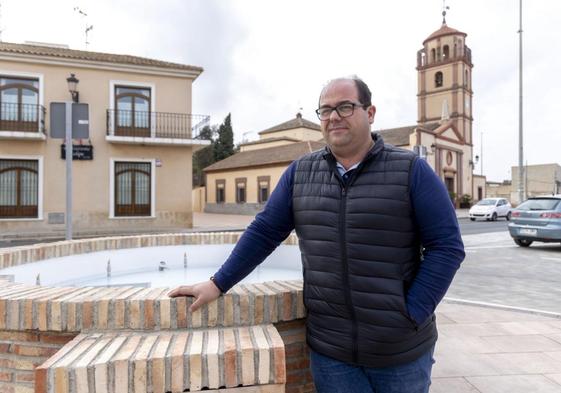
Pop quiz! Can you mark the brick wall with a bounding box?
[0,330,76,393]
[275,320,315,393]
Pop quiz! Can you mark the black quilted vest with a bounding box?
[293,134,437,367]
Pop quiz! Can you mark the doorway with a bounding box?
[445,176,455,203]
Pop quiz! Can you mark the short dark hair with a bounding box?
[352,77,372,107]
[319,75,372,107]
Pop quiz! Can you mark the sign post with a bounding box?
[50,102,89,241]
[65,102,73,240]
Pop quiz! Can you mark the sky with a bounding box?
[2,0,560,182]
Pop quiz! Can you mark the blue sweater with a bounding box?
[213,157,465,325]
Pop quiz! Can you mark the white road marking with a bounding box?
[464,245,515,250]
[541,257,561,262]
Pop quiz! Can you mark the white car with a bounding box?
[469,198,512,221]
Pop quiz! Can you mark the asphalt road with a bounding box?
[458,217,511,236]
[449,230,561,314]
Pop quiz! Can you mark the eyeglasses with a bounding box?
[315,102,368,121]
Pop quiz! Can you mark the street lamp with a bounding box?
[66,73,79,103]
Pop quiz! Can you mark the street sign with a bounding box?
[60,144,94,160]
[50,102,90,139]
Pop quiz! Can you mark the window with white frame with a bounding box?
[114,85,151,137]
[0,76,40,132]
[114,161,152,216]
[0,159,39,218]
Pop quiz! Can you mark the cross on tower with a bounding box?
[442,0,450,24]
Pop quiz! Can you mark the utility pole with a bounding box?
[518,0,524,203]
[480,131,483,176]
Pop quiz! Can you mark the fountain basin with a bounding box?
[0,232,312,393]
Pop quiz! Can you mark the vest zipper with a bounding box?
[340,185,358,363]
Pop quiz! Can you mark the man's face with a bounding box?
[318,79,376,154]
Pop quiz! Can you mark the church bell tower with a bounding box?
[416,13,473,145]
[416,8,477,201]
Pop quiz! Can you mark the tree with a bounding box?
[213,113,234,161]
[192,125,216,187]
[192,114,236,187]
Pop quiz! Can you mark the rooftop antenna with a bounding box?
[74,6,93,49]
[442,0,450,24]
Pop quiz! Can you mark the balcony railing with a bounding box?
[107,110,210,140]
[417,45,472,68]
[0,103,46,134]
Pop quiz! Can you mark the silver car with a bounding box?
[508,195,561,247]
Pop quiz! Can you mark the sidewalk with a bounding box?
[455,208,470,219]
[193,212,561,393]
[432,301,561,392]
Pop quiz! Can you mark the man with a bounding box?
[169,76,465,393]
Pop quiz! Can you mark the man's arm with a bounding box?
[406,158,465,325]
[168,162,296,310]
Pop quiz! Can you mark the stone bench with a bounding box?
[35,325,286,393]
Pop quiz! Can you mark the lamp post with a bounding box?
[66,73,79,103]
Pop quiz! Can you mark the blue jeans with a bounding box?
[310,346,435,393]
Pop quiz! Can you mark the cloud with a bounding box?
[3,0,560,181]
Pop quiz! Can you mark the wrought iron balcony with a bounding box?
[106,109,210,140]
[0,103,46,134]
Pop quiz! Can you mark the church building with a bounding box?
[379,15,485,203]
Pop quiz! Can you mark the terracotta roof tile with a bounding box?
[240,136,300,147]
[376,125,416,146]
[0,42,203,73]
[376,122,441,146]
[258,113,321,135]
[423,23,466,45]
[204,141,326,172]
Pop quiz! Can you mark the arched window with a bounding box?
[443,45,450,60]
[437,47,441,61]
[435,72,443,87]
[114,86,151,137]
[454,43,457,57]
[0,159,38,218]
[465,70,469,87]
[115,161,152,216]
[0,76,39,131]
[430,48,436,63]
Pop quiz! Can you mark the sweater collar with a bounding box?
[322,132,384,162]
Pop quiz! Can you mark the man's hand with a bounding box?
[168,280,221,312]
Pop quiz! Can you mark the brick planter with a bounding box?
[0,233,313,393]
